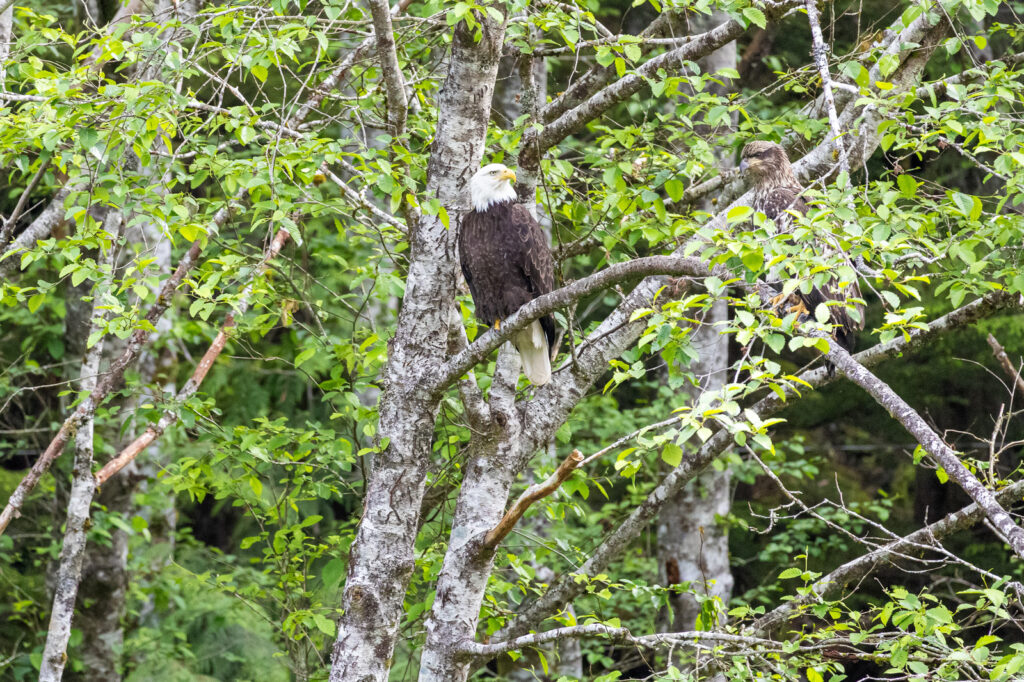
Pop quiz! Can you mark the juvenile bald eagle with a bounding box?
[740,141,864,367]
[459,163,556,385]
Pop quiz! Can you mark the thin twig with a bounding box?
[804,0,848,170]
[0,159,49,251]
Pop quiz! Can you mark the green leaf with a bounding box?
[727,205,753,223]
[295,347,317,368]
[661,443,683,467]
[27,294,45,313]
[880,290,900,309]
[742,7,766,27]
[179,223,201,242]
[814,303,830,324]
[323,558,345,588]
[896,174,917,197]
[665,178,684,202]
[877,54,900,78]
[778,567,802,579]
[741,249,763,273]
[312,613,336,636]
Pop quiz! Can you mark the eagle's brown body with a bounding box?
[741,141,864,361]
[459,199,556,367]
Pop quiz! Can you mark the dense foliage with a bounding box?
[2,0,1024,679]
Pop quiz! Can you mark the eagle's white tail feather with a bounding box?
[513,320,551,386]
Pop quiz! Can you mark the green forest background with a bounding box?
[2,0,1023,678]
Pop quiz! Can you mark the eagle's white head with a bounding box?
[470,163,518,212]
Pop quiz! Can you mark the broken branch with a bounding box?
[987,333,1024,397]
[483,449,584,549]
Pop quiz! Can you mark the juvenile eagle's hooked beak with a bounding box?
[739,159,749,173]
[499,168,517,183]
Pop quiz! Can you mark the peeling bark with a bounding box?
[39,217,118,681]
[418,348,522,682]
[328,14,506,681]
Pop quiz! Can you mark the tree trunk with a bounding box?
[329,15,506,682]
[418,347,521,682]
[656,16,736,660]
[656,303,733,640]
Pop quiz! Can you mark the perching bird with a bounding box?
[739,140,864,367]
[459,163,557,385]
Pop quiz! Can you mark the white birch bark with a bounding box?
[39,214,118,681]
[0,0,12,87]
[657,12,735,662]
[328,13,506,681]
[418,347,522,681]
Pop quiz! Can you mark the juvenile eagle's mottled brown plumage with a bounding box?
[740,141,864,363]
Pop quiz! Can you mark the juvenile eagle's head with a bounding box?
[470,163,518,212]
[739,141,796,186]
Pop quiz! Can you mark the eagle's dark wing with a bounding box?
[755,185,810,227]
[796,278,864,353]
[458,203,557,349]
[757,186,863,355]
[506,204,557,348]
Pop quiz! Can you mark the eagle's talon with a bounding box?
[787,301,810,317]
[494,319,501,331]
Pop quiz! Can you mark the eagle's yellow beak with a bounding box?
[499,168,517,183]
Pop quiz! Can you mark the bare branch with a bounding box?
[751,478,1024,634]
[520,0,801,169]
[483,449,584,548]
[38,223,117,681]
[291,0,415,125]
[987,333,1024,397]
[367,0,408,136]
[804,0,848,171]
[461,622,788,659]
[435,255,706,392]
[0,159,52,253]
[819,331,1024,559]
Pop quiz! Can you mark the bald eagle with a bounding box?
[459,163,557,385]
[740,141,864,369]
